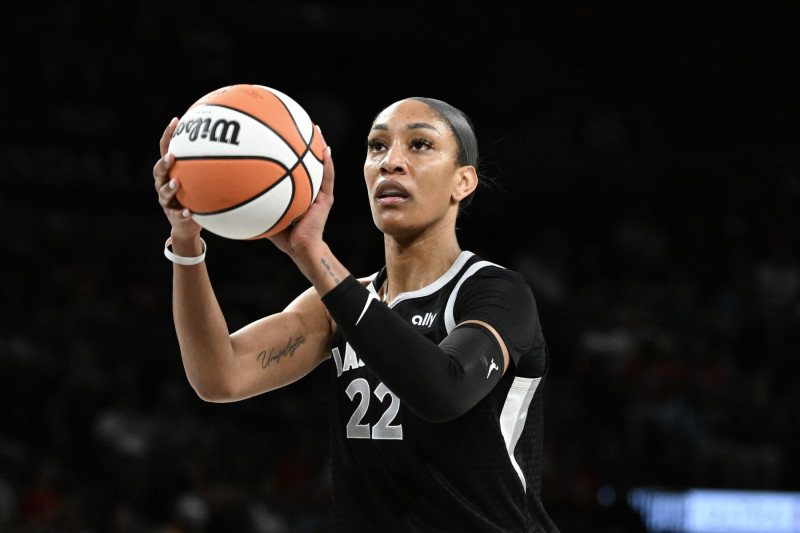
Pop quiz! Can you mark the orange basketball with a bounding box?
[167,84,325,240]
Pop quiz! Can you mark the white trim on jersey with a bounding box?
[500,376,541,493]
[441,256,540,492]
[386,251,476,309]
[443,259,502,334]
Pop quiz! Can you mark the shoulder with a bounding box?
[446,254,538,326]
[457,254,532,293]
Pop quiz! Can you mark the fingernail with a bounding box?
[182,209,190,218]
[164,152,173,164]
[168,179,176,190]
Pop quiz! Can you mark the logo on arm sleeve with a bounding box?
[356,292,381,326]
[487,358,500,379]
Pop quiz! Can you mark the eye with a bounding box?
[367,138,386,152]
[410,138,433,150]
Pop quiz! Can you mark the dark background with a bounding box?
[1,1,798,531]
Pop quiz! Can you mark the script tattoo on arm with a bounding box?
[321,258,340,284]
[257,335,306,369]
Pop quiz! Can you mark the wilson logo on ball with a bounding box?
[173,117,242,145]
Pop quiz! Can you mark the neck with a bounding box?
[381,228,462,303]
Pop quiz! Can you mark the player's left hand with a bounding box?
[267,125,334,256]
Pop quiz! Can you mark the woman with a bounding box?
[153,96,559,532]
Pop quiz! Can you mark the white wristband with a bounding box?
[164,237,206,265]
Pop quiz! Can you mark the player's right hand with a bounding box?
[153,117,202,239]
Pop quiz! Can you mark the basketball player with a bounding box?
[153,97,559,532]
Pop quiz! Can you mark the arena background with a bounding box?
[1,1,798,531]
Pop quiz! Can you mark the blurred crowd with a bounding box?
[2,2,798,532]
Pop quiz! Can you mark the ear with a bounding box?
[451,166,478,203]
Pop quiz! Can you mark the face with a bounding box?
[364,99,475,239]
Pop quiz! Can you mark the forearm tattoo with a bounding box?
[257,336,306,369]
[321,258,340,284]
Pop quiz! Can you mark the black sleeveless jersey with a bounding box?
[327,251,559,532]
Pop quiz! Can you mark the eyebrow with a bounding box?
[370,122,442,134]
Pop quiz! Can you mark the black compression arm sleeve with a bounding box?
[321,276,505,422]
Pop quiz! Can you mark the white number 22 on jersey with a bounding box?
[332,344,403,440]
[345,378,403,440]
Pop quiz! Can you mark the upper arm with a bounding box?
[223,285,334,401]
[458,319,510,375]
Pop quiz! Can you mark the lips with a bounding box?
[375,180,410,201]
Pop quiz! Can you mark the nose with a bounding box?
[380,142,407,175]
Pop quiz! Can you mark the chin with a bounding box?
[373,213,420,240]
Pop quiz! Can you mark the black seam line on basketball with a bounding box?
[296,127,320,197]
[285,126,320,199]
[258,94,307,155]
[309,127,322,191]
[308,124,323,163]
[202,103,315,158]
[284,124,321,182]
[175,155,289,169]
[192,174,296,216]
[252,176,296,238]
[179,144,311,215]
